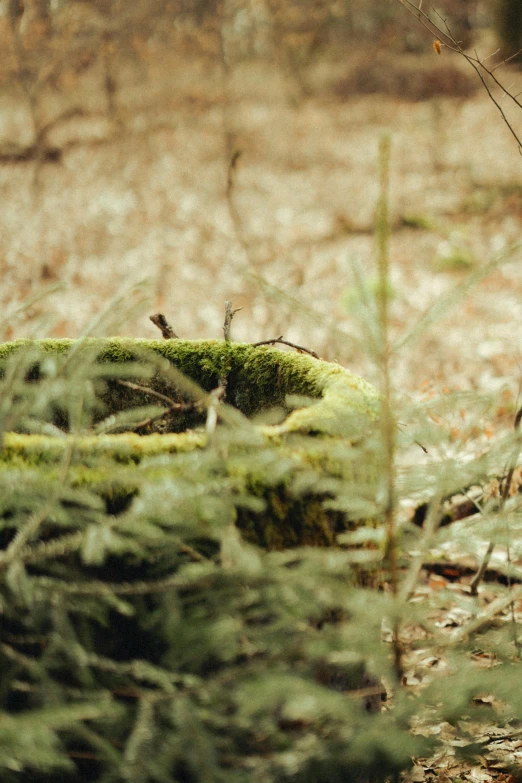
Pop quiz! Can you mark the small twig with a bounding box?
[117,380,191,409]
[219,299,243,401]
[149,313,179,340]
[491,47,522,72]
[469,541,496,596]
[414,439,428,454]
[251,335,319,359]
[480,47,501,66]
[111,380,201,433]
[118,376,225,436]
[398,0,522,152]
[222,300,243,343]
[251,335,285,347]
[226,149,241,200]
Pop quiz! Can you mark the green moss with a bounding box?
[0,432,206,466]
[0,338,380,549]
[0,337,378,435]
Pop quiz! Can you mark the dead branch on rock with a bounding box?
[149,313,179,339]
[115,379,199,432]
[252,335,319,359]
[117,380,190,409]
[218,299,243,404]
[222,300,243,343]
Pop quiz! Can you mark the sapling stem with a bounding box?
[376,134,403,680]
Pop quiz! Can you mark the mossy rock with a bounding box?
[0,337,380,549]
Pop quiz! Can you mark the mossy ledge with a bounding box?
[0,338,379,549]
[0,337,379,437]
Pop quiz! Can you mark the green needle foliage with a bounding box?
[0,335,410,783]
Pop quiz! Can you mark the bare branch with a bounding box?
[226,149,241,201]
[469,541,496,596]
[397,0,522,152]
[251,335,319,359]
[491,47,522,72]
[116,379,193,410]
[149,313,179,340]
[222,300,243,343]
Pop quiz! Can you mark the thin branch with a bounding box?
[116,380,189,409]
[481,47,501,66]
[491,47,522,72]
[398,0,522,151]
[251,335,319,359]
[178,542,207,563]
[35,107,101,146]
[251,335,285,347]
[226,149,241,200]
[111,380,200,433]
[217,298,239,406]
[469,541,496,596]
[149,313,179,340]
[222,300,243,342]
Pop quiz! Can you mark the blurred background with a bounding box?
[2,0,522,410]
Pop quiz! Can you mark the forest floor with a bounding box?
[1,29,522,782]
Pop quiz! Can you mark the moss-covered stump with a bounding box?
[0,339,417,783]
[0,337,378,435]
[0,337,380,549]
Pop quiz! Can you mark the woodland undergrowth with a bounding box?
[1,133,522,783]
[3,4,522,781]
